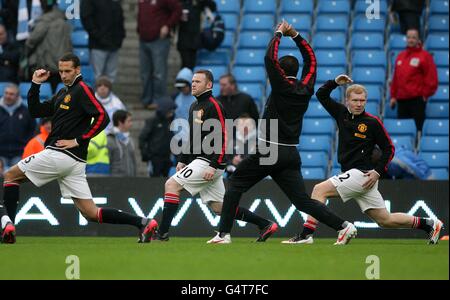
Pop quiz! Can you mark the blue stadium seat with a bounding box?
[304,101,329,118]
[0,82,8,96]
[298,136,332,153]
[389,50,402,68]
[437,67,449,84]
[168,167,177,177]
[300,151,329,168]
[354,0,388,15]
[351,32,384,50]
[278,49,302,62]
[428,15,449,32]
[71,31,89,47]
[352,67,386,85]
[430,85,449,102]
[81,66,95,86]
[315,50,347,66]
[425,33,449,50]
[316,15,349,32]
[303,119,336,136]
[423,119,449,136]
[420,136,449,152]
[364,84,383,103]
[19,82,53,100]
[197,49,230,66]
[352,50,387,68]
[238,31,271,49]
[57,0,71,11]
[243,0,277,13]
[56,83,66,93]
[431,51,449,67]
[73,48,90,65]
[219,31,235,49]
[388,33,407,50]
[364,102,380,116]
[332,153,340,167]
[384,102,397,118]
[216,0,241,14]
[71,18,84,31]
[317,67,346,82]
[280,0,314,14]
[235,49,265,66]
[430,168,449,180]
[278,32,310,49]
[313,83,343,100]
[279,14,312,33]
[317,0,350,14]
[194,65,228,80]
[232,66,266,83]
[426,103,449,118]
[384,119,417,138]
[302,168,326,179]
[242,14,275,31]
[212,84,220,98]
[330,167,342,177]
[352,14,386,32]
[239,83,264,101]
[221,13,239,31]
[418,152,449,168]
[429,0,449,15]
[313,32,347,49]
[391,136,415,151]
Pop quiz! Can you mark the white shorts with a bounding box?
[172,159,225,204]
[329,168,385,212]
[18,149,92,199]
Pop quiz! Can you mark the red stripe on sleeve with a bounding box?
[79,81,106,140]
[272,36,296,86]
[209,97,227,164]
[365,112,396,171]
[301,39,317,86]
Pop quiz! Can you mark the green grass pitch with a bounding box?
[1,237,448,280]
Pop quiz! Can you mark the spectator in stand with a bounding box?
[94,76,126,135]
[22,118,51,158]
[217,74,260,123]
[107,110,136,177]
[137,0,181,110]
[172,67,195,143]
[392,0,425,34]
[80,0,125,82]
[390,29,438,132]
[26,0,72,91]
[0,24,20,83]
[86,130,110,176]
[177,0,216,70]
[0,83,36,170]
[139,97,175,177]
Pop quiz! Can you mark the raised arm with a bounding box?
[316,75,352,120]
[27,69,56,118]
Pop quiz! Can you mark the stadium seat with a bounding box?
[243,0,277,13]
[389,50,402,68]
[384,119,417,138]
[315,50,347,66]
[278,32,310,49]
[437,67,449,84]
[280,0,314,14]
[422,119,449,136]
[81,66,95,86]
[168,167,177,177]
[194,65,228,80]
[364,84,383,103]
[221,13,239,31]
[332,153,340,167]
[429,0,449,15]
[0,82,8,96]
[302,119,336,136]
[242,14,275,31]
[197,49,230,66]
[298,136,332,153]
[330,167,342,177]
[352,14,386,32]
[212,84,220,98]
[300,151,329,168]
[315,15,349,32]
[430,85,449,102]
[219,31,235,49]
[19,82,52,100]
[351,67,386,85]
[364,102,380,116]
[57,0,71,11]
[388,33,407,50]
[391,136,415,151]
[352,50,387,68]
[278,49,302,62]
[279,14,312,33]
[317,0,350,14]
[317,67,346,82]
[425,33,449,50]
[426,103,449,118]
[354,0,388,16]
[428,15,449,32]
[418,152,449,168]
[235,49,266,66]
[351,32,384,50]
[239,83,264,101]
[304,101,329,118]
[71,31,89,47]
[384,102,397,118]
[216,0,241,14]
[420,136,449,152]
[56,83,66,92]
[73,48,90,65]
[232,66,266,83]
[430,168,449,180]
[71,18,84,31]
[313,83,343,100]
[302,168,326,179]
[431,51,449,67]
[313,32,347,49]
[238,31,272,49]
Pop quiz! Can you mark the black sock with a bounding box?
[300,219,318,238]
[219,190,242,233]
[415,217,433,233]
[235,207,270,230]
[3,184,19,223]
[158,193,180,235]
[99,208,147,229]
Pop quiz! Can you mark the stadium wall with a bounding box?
[1,179,448,238]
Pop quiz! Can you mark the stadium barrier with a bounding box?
[1,178,448,238]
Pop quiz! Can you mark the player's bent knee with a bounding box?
[165,178,180,193]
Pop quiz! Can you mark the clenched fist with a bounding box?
[32,69,51,84]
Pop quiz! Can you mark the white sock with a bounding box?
[1,215,12,229]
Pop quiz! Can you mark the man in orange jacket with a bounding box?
[22,118,52,159]
[390,29,438,132]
